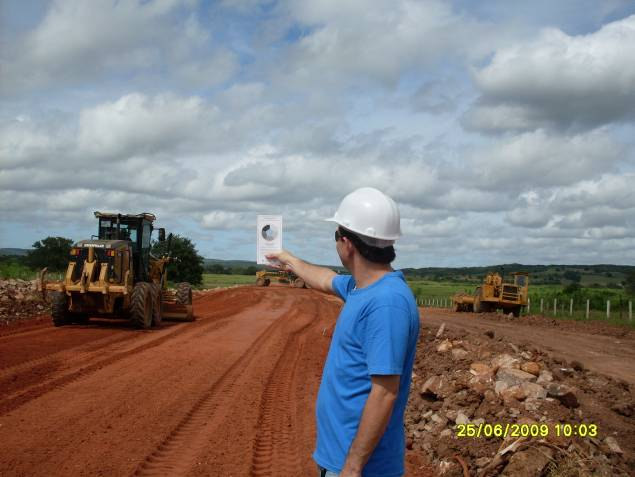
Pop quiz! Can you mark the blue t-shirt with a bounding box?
[313,270,420,477]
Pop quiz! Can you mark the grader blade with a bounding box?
[163,303,193,321]
[161,290,194,322]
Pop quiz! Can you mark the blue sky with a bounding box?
[1,0,635,268]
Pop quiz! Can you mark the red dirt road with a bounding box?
[0,287,329,476]
[0,287,432,477]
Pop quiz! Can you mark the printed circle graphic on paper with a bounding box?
[261,224,279,242]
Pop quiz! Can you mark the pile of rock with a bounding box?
[0,279,48,324]
[405,324,634,476]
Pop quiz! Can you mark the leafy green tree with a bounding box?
[563,270,581,283]
[206,263,232,275]
[151,234,204,285]
[245,266,258,276]
[563,282,581,295]
[25,236,74,272]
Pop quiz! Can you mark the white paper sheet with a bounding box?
[257,215,282,265]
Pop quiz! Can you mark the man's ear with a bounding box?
[343,238,355,255]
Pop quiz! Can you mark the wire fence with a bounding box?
[415,295,634,326]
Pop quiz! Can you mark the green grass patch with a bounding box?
[0,261,38,280]
[200,273,255,288]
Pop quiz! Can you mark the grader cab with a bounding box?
[453,272,529,317]
[39,212,193,328]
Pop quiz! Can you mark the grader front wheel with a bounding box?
[51,292,70,327]
[131,283,153,329]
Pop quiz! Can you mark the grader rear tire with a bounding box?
[264,279,271,287]
[256,277,265,286]
[176,282,192,305]
[293,278,305,288]
[51,292,70,327]
[131,283,153,329]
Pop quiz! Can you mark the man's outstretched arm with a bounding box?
[340,375,400,477]
[266,250,337,294]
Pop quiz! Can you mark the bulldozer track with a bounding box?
[133,296,305,476]
[0,299,254,416]
[249,300,319,477]
[0,314,236,415]
[0,331,134,374]
[0,319,54,339]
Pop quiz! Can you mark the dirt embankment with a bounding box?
[0,279,48,325]
[407,308,635,476]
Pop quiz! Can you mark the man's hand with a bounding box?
[265,250,296,272]
[265,250,337,294]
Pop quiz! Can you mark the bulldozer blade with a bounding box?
[162,303,194,322]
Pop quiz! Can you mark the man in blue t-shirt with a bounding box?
[267,187,420,477]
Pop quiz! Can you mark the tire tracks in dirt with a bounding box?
[249,297,320,477]
[133,293,307,477]
[0,290,266,415]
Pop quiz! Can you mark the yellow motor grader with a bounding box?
[452,272,529,317]
[255,270,306,288]
[38,212,193,328]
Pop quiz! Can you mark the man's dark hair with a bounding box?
[338,227,396,264]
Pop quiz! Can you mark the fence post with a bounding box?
[540,298,544,314]
[569,298,573,316]
[553,298,557,316]
[527,298,531,314]
[629,301,632,322]
[586,300,590,320]
[606,300,610,320]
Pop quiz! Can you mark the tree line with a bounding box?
[1,235,204,285]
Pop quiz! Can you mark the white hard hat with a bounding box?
[325,187,402,247]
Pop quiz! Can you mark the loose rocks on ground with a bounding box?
[0,279,48,325]
[405,321,635,476]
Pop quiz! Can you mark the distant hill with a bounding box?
[203,258,346,273]
[0,248,30,256]
[204,258,262,268]
[401,263,634,288]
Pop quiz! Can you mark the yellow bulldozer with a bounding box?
[255,270,306,288]
[452,272,529,317]
[38,212,193,328]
